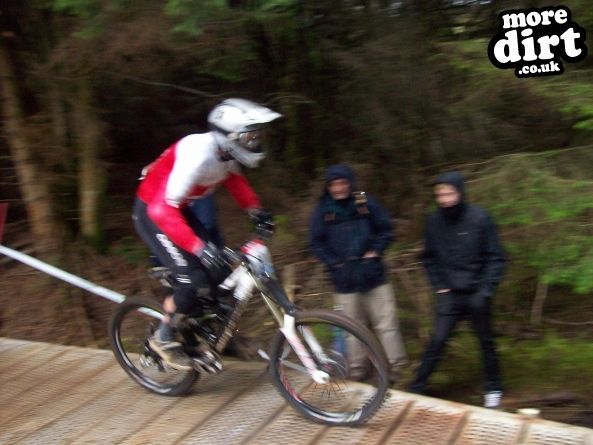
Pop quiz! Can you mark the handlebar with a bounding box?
[220,221,274,265]
[221,246,243,265]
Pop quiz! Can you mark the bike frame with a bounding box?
[216,244,331,384]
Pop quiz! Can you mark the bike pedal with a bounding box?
[192,351,223,374]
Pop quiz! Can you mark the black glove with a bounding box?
[248,208,275,237]
[197,243,229,284]
[248,208,274,225]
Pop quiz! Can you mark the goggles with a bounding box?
[236,130,262,152]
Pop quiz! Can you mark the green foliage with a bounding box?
[191,42,257,83]
[50,0,103,37]
[110,236,150,265]
[164,0,227,36]
[425,331,593,399]
[269,214,298,249]
[562,0,593,34]
[52,0,100,17]
[50,0,143,38]
[470,147,593,293]
[447,39,501,78]
[533,75,593,135]
[500,334,593,389]
[258,0,299,12]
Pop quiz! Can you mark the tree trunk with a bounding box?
[531,278,548,326]
[0,45,61,250]
[47,81,69,150]
[71,77,106,250]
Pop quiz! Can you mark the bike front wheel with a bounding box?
[108,296,198,396]
[269,309,389,426]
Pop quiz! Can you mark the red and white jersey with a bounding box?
[137,133,260,254]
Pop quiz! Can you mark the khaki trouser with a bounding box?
[334,283,407,370]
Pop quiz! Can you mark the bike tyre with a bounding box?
[268,309,389,426]
[108,296,198,396]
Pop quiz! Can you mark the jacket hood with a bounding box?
[324,164,356,185]
[433,171,467,222]
[433,171,465,197]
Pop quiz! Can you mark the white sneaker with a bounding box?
[484,391,503,409]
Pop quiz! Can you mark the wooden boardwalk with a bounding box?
[1,337,592,445]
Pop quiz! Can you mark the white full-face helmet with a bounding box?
[207,98,282,168]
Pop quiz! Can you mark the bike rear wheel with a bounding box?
[108,296,198,396]
[269,309,389,426]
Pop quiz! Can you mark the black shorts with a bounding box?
[132,199,212,314]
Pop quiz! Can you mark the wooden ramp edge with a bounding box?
[1,337,592,445]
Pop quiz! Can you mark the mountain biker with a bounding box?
[132,98,281,370]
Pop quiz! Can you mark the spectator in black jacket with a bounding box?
[310,164,407,383]
[408,171,506,408]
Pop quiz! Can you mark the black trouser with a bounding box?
[132,199,212,315]
[410,290,502,392]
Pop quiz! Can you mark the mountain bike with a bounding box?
[108,222,389,426]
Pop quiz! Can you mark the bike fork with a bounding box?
[279,314,330,384]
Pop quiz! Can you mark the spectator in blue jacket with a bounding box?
[310,164,407,383]
[189,194,223,248]
[408,171,506,409]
